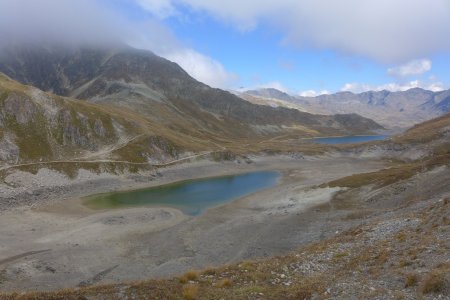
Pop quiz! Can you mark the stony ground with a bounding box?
[1,161,448,299]
[2,195,447,300]
[0,155,387,292]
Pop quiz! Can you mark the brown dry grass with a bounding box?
[393,112,450,144]
[404,273,418,288]
[179,271,200,284]
[182,284,199,300]
[419,263,450,294]
[215,278,232,288]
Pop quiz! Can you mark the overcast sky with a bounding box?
[1,0,450,94]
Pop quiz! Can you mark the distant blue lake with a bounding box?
[84,171,280,216]
[312,135,388,145]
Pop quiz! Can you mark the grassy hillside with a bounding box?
[0,74,339,180]
[327,112,450,188]
[392,112,450,145]
[2,73,370,175]
[0,74,212,167]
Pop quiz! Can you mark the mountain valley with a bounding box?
[0,44,448,300]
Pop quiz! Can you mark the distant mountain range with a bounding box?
[241,87,450,129]
[0,43,382,167]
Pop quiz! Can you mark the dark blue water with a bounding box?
[84,171,280,216]
[312,135,388,145]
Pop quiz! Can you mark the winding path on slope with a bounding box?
[0,152,214,172]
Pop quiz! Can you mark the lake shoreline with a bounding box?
[83,171,281,216]
[306,135,388,145]
[301,134,385,139]
[0,154,386,292]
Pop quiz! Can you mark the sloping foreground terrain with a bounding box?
[1,112,448,299]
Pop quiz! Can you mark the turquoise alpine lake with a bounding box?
[312,135,388,145]
[84,171,280,216]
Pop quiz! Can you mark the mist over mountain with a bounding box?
[0,43,382,143]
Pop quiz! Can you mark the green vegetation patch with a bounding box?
[9,162,153,180]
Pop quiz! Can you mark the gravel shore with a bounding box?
[0,154,386,291]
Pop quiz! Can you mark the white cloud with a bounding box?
[299,90,330,97]
[134,0,177,18]
[136,0,450,63]
[388,59,432,77]
[0,0,127,46]
[164,49,237,88]
[341,80,444,93]
[127,22,236,88]
[126,20,182,53]
[0,0,236,89]
[255,82,289,93]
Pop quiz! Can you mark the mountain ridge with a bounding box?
[0,73,384,173]
[0,44,383,141]
[244,87,450,129]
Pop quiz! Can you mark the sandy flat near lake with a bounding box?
[0,155,385,291]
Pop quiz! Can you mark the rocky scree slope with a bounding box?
[0,73,211,170]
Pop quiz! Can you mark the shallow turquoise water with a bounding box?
[312,135,388,145]
[84,171,280,216]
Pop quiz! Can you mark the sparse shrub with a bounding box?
[178,271,199,283]
[420,271,447,294]
[201,267,217,276]
[252,270,271,281]
[405,273,418,287]
[211,151,236,162]
[185,271,199,281]
[333,252,349,259]
[240,261,254,269]
[398,259,412,268]
[408,248,418,260]
[216,278,232,288]
[375,251,389,264]
[178,276,188,284]
[294,289,312,299]
[394,291,406,300]
[182,284,199,300]
[443,216,450,226]
[396,232,407,242]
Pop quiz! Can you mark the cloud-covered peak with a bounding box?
[164,49,238,88]
[0,0,236,89]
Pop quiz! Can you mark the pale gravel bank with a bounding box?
[0,154,386,292]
